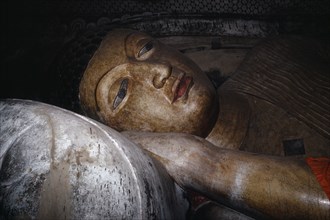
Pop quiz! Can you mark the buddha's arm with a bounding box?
[122,131,330,219]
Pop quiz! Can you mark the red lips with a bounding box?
[173,76,193,102]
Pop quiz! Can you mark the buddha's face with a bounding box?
[79,29,218,137]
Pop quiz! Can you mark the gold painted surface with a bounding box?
[80,29,330,219]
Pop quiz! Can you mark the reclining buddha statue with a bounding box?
[1,28,329,219]
[78,29,330,219]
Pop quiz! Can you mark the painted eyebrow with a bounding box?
[124,31,138,56]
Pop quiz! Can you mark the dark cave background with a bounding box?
[1,0,330,112]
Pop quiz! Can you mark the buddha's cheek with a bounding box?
[119,94,174,131]
[114,97,212,136]
[103,80,217,136]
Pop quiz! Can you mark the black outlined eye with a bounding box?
[113,78,128,109]
[138,41,153,57]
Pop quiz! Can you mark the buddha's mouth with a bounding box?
[172,73,193,103]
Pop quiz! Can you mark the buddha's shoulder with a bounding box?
[219,35,330,140]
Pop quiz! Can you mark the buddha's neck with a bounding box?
[206,90,250,150]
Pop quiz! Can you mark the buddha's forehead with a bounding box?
[101,29,149,48]
[93,29,152,67]
[98,29,133,57]
[125,31,152,47]
[87,29,134,73]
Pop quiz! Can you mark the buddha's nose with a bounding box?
[152,63,172,89]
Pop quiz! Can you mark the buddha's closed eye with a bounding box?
[113,78,128,109]
[138,41,153,58]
